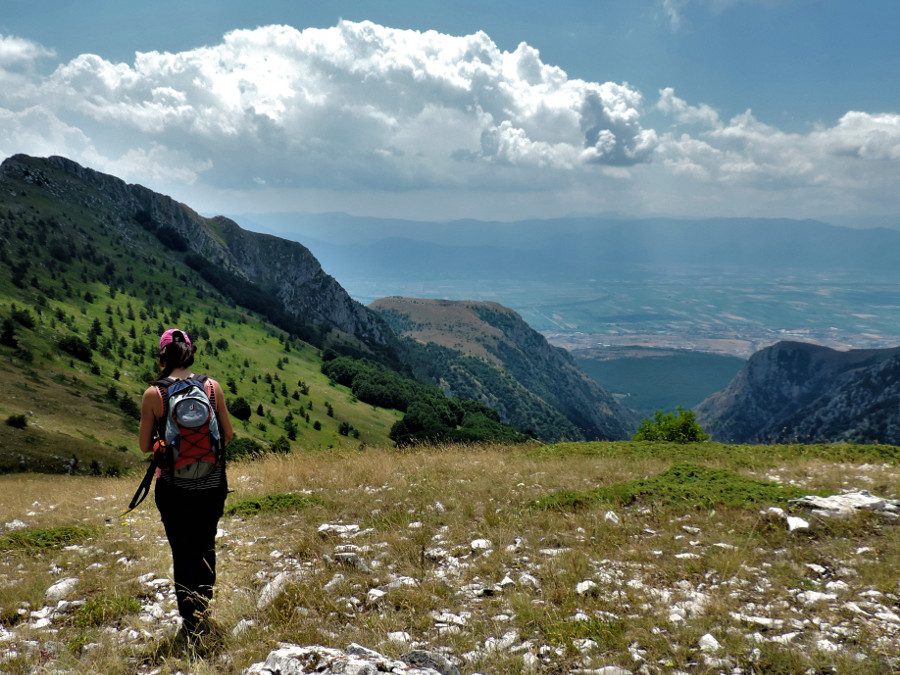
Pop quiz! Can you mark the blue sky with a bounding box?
[1,1,899,222]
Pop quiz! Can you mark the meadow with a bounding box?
[0,441,896,673]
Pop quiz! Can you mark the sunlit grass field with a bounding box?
[0,441,896,673]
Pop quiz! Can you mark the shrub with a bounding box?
[230,396,252,421]
[271,435,291,453]
[226,436,266,461]
[58,335,92,362]
[0,525,96,551]
[5,413,27,429]
[632,407,710,443]
[226,492,321,517]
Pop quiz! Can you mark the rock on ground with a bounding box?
[243,643,454,675]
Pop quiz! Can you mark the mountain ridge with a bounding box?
[372,297,634,441]
[2,154,398,360]
[696,340,900,444]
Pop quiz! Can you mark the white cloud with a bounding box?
[8,21,655,193]
[0,35,55,66]
[0,23,897,220]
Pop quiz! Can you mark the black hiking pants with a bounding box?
[155,481,226,632]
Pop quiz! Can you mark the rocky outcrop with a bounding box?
[696,341,900,443]
[0,154,396,353]
[372,297,634,440]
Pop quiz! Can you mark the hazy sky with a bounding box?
[1,1,899,222]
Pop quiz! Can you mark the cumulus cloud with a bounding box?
[0,34,55,66]
[3,22,655,193]
[0,22,898,219]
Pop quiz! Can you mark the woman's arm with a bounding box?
[138,387,162,454]
[212,379,235,446]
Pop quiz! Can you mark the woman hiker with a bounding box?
[138,328,234,650]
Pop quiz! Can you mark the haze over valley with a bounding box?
[241,212,900,359]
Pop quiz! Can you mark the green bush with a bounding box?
[225,436,266,461]
[230,396,252,421]
[57,335,92,362]
[226,492,321,517]
[632,407,710,443]
[5,414,27,429]
[534,463,817,511]
[0,525,96,551]
[270,435,291,453]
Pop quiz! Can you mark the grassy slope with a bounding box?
[0,442,896,673]
[0,167,400,474]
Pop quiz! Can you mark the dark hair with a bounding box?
[156,331,196,380]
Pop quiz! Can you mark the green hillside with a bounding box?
[0,170,403,473]
[572,346,745,416]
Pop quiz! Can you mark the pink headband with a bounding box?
[159,328,192,351]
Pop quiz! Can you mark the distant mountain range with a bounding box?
[372,297,633,440]
[696,341,900,445]
[240,211,900,281]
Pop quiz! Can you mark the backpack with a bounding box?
[155,376,222,479]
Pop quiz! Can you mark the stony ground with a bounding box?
[0,442,897,674]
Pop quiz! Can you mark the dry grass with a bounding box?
[0,442,897,673]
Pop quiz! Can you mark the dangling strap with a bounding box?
[123,453,158,516]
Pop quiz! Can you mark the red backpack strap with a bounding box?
[201,376,217,413]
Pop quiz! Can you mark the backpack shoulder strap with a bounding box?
[203,377,217,412]
[152,378,174,440]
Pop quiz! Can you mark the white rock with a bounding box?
[4,520,27,531]
[769,632,799,645]
[496,575,516,589]
[243,643,445,675]
[825,580,850,593]
[484,629,519,652]
[385,576,419,590]
[730,612,784,629]
[408,521,423,529]
[805,563,827,575]
[855,546,874,555]
[576,580,598,595]
[317,523,360,537]
[698,633,720,652]
[45,578,78,602]
[257,572,296,610]
[786,516,809,532]
[232,618,255,636]
[470,538,493,552]
[522,652,540,671]
[791,491,897,516]
[674,552,700,559]
[682,525,700,534]
[875,610,900,623]
[713,542,737,550]
[797,591,837,605]
[517,573,540,590]
[843,602,869,616]
[604,511,621,525]
[323,573,345,594]
[367,588,386,605]
[387,631,411,643]
[573,638,598,653]
[816,638,840,653]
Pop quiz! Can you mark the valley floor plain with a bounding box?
[0,441,897,673]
